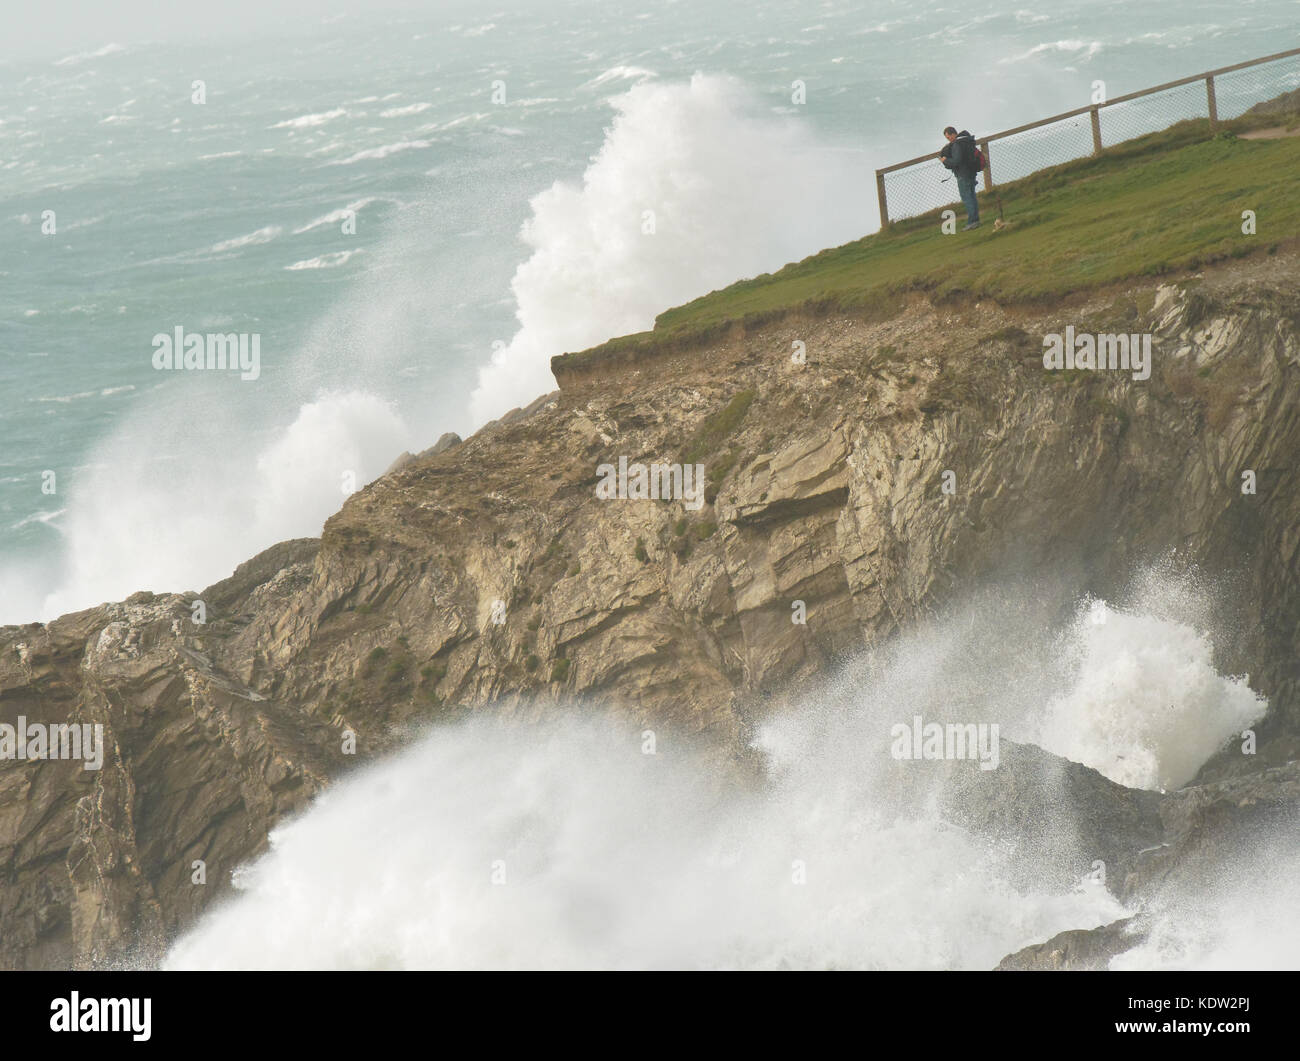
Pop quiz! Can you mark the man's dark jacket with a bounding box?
[940,130,980,176]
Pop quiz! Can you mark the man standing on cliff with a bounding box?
[940,126,981,230]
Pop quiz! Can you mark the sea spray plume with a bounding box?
[250,391,411,537]
[1029,564,1267,791]
[33,390,409,622]
[1111,820,1300,970]
[469,73,871,423]
[3,189,447,623]
[166,584,1212,971]
[162,571,1274,969]
[1033,602,1265,791]
[2,73,864,625]
[163,710,1126,971]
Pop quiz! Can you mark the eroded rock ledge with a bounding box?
[3,253,1299,969]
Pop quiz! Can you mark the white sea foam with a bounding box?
[21,391,409,622]
[9,508,66,532]
[271,108,348,129]
[53,43,125,67]
[210,225,283,253]
[327,141,434,165]
[35,389,96,403]
[1000,39,1104,65]
[163,719,1122,969]
[164,574,1271,971]
[1112,824,1300,969]
[416,114,487,134]
[1032,600,1265,791]
[293,198,379,234]
[582,65,657,88]
[285,250,363,270]
[329,140,434,165]
[380,102,432,117]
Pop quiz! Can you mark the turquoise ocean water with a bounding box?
[2,0,1296,621]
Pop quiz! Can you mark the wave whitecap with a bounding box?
[329,140,434,165]
[284,250,364,270]
[271,108,349,129]
[293,198,380,234]
[53,42,125,67]
[210,225,283,253]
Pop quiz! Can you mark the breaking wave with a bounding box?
[165,573,1273,970]
[468,73,872,423]
[0,75,869,625]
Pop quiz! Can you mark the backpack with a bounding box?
[972,145,986,172]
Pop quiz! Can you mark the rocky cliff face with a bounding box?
[2,251,1298,969]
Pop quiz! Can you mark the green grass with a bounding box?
[556,120,1300,371]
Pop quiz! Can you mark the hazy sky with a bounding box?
[1,0,505,60]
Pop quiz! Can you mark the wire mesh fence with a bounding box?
[876,48,1300,225]
[1214,57,1300,120]
[880,157,957,226]
[987,113,1094,183]
[1099,81,1208,148]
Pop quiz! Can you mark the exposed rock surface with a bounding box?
[935,741,1165,893]
[3,253,1299,969]
[997,918,1148,971]
[998,759,1300,968]
[384,431,464,475]
[1246,86,1300,117]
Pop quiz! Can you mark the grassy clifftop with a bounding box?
[554,113,1300,379]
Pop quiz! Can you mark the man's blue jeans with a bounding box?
[957,173,980,224]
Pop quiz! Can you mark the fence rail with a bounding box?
[875,46,1300,227]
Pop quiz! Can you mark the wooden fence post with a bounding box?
[1207,76,1219,133]
[876,170,889,229]
[1090,106,1103,155]
[979,139,993,188]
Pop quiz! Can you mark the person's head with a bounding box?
[943,126,957,142]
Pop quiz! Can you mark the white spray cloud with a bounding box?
[162,572,1277,970]
[165,713,1125,971]
[1112,823,1300,969]
[1032,601,1265,791]
[0,73,872,625]
[469,73,872,423]
[36,389,408,617]
[251,391,409,541]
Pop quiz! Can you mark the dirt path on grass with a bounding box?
[1239,126,1300,140]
